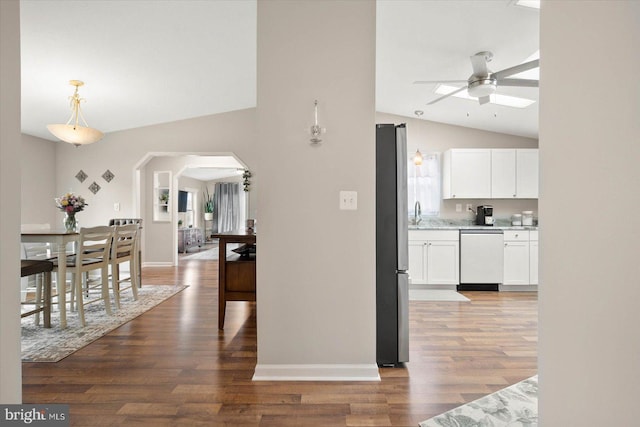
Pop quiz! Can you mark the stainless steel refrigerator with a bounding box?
[376,123,409,366]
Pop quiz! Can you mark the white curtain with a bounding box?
[214,183,241,232]
[408,153,440,217]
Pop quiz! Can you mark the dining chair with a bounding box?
[108,218,142,287]
[53,225,114,327]
[109,224,139,309]
[20,259,54,328]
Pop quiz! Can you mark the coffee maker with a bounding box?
[475,205,494,226]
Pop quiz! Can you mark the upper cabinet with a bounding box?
[443,148,538,199]
[515,149,539,198]
[442,149,492,199]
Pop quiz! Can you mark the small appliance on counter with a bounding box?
[511,214,522,226]
[522,211,534,226]
[475,205,494,226]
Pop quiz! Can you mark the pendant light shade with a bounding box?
[47,80,104,146]
[414,149,423,166]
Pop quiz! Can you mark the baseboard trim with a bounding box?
[499,284,538,292]
[252,364,381,382]
[142,262,174,267]
[410,283,457,290]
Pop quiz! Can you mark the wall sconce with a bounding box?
[309,100,326,145]
[414,149,423,166]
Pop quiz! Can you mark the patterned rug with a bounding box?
[419,375,538,427]
[21,284,187,362]
[409,289,470,302]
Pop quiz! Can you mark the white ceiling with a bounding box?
[20,0,539,145]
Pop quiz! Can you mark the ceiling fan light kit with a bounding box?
[415,51,539,107]
[47,80,104,147]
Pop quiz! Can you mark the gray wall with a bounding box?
[254,0,377,379]
[21,134,57,227]
[539,1,640,425]
[0,0,22,403]
[376,112,538,222]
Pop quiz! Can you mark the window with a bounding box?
[408,153,440,217]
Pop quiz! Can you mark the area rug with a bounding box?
[21,284,187,362]
[180,246,219,260]
[409,289,470,302]
[419,375,538,427]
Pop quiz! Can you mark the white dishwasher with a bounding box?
[459,229,504,288]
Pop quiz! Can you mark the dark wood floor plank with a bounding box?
[22,257,537,426]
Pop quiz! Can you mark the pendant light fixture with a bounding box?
[414,149,423,166]
[47,80,104,147]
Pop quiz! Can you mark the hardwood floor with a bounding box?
[22,259,537,426]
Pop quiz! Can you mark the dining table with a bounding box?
[21,228,79,328]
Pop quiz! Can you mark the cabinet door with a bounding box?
[426,240,460,285]
[516,149,539,198]
[491,149,517,198]
[447,149,492,198]
[408,241,426,284]
[503,241,530,285]
[529,240,539,285]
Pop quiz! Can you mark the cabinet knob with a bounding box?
[428,243,432,246]
[505,243,508,247]
[452,195,456,198]
[513,194,516,197]
[515,234,519,238]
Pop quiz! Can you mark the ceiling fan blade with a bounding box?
[497,78,539,88]
[478,96,491,105]
[492,59,539,80]
[414,80,467,85]
[427,86,467,105]
[470,53,490,77]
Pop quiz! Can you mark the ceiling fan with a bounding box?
[414,51,539,106]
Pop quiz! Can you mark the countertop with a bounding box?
[409,225,538,230]
[408,219,538,231]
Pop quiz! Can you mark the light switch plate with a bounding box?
[339,191,357,210]
[114,202,120,211]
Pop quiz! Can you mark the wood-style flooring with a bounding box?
[22,258,537,426]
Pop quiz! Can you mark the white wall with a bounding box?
[0,0,22,403]
[539,1,640,425]
[45,108,257,265]
[254,0,378,380]
[21,134,57,226]
[377,112,538,221]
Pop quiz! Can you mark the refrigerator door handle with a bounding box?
[396,125,409,271]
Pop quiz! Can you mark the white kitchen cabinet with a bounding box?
[529,230,539,285]
[443,148,539,199]
[408,230,459,285]
[516,149,539,198]
[443,149,491,199]
[491,149,517,198]
[426,240,459,285]
[503,230,530,285]
[408,240,427,284]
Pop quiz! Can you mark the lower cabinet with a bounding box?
[529,231,539,285]
[408,230,459,285]
[503,230,531,286]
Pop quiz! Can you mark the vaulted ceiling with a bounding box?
[20,0,539,144]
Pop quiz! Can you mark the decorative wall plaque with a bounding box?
[88,181,101,194]
[75,170,88,183]
[102,169,115,183]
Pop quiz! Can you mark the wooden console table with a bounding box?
[212,230,256,329]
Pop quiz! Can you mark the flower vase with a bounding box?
[63,212,78,232]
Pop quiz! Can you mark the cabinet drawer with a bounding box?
[409,230,458,241]
[529,230,538,241]
[503,230,529,241]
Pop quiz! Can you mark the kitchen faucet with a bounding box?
[414,201,422,225]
